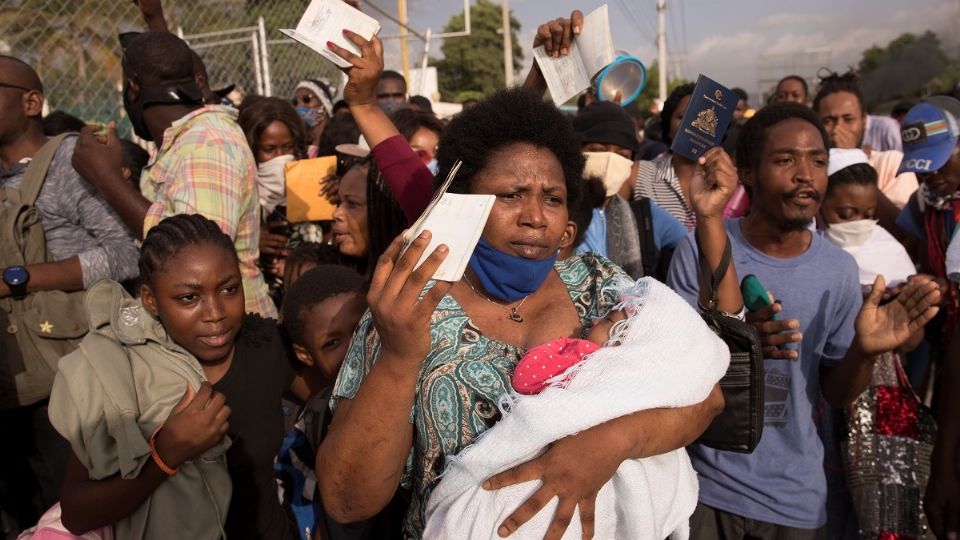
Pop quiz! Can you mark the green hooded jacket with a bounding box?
[49,280,232,539]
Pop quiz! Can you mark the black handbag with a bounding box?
[694,232,765,453]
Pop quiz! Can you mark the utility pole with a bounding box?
[657,0,667,104]
[398,0,411,85]
[502,0,514,87]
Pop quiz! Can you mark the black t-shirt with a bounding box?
[214,315,296,540]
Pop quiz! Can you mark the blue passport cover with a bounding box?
[670,74,739,161]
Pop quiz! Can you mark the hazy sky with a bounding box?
[374,0,959,103]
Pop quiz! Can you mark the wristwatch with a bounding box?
[2,266,29,300]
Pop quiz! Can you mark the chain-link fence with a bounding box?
[0,0,342,136]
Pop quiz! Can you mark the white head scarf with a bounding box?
[294,79,335,117]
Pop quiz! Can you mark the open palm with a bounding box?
[855,275,940,355]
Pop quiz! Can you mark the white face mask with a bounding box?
[825,218,877,248]
[583,152,634,197]
[256,154,296,214]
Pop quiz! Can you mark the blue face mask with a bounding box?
[296,106,319,127]
[468,237,557,302]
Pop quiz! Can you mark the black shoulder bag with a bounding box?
[694,231,765,453]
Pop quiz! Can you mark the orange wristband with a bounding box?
[149,426,179,476]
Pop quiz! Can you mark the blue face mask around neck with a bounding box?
[468,237,557,302]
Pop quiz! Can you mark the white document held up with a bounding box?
[280,0,381,69]
[401,161,494,282]
[533,4,614,105]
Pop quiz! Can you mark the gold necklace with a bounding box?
[462,275,529,323]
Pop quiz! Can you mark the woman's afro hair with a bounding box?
[434,88,585,213]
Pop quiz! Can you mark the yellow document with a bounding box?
[285,156,337,222]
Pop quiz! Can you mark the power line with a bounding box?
[617,0,653,44]
[667,1,681,78]
[668,1,679,52]
[615,0,656,46]
[679,0,688,55]
[641,0,660,40]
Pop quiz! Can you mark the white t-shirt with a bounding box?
[835,226,916,286]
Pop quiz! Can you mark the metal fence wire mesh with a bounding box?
[0,0,342,134]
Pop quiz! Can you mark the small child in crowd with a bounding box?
[276,265,368,540]
[820,148,916,288]
[282,264,368,443]
[50,214,312,540]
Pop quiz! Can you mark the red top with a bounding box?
[512,337,601,395]
[371,134,435,225]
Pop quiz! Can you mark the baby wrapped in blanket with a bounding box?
[423,278,730,539]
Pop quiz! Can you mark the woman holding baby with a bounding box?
[317,20,742,536]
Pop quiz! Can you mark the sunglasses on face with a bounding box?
[292,95,318,105]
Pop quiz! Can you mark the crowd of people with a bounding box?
[1,4,959,540]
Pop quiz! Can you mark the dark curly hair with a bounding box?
[812,70,864,115]
[237,95,309,161]
[735,102,830,177]
[660,83,695,146]
[317,111,361,157]
[391,108,445,143]
[776,75,809,100]
[827,162,878,197]
[139,214,238,286]
[281,264,367,346]
[434,88,585,214]
[42,110,86,136]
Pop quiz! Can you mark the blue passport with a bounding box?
[670,74,739,161]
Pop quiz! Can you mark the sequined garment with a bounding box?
[842,352,937,539]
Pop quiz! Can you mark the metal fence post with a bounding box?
[251,32,265,96]
[258,16,273,97]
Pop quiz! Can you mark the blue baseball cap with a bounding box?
[898,100,960,175]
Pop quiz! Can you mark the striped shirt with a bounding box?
[633,153,696,230]
[141,106,276,318]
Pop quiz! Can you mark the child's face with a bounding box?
[293,292,367,382]
[586,309,626,346]
[140,244,245,365]
[820,183,878,224]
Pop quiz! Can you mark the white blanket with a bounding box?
[423,278,730,540]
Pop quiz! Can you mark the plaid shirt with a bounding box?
[141,106,276,318]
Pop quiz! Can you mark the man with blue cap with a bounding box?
[894,98,960,251]
[894,96,960,540]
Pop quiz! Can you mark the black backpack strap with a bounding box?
[695,228,732,310]
[630,197,659,279]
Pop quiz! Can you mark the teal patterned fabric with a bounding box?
[331,253,628,538]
